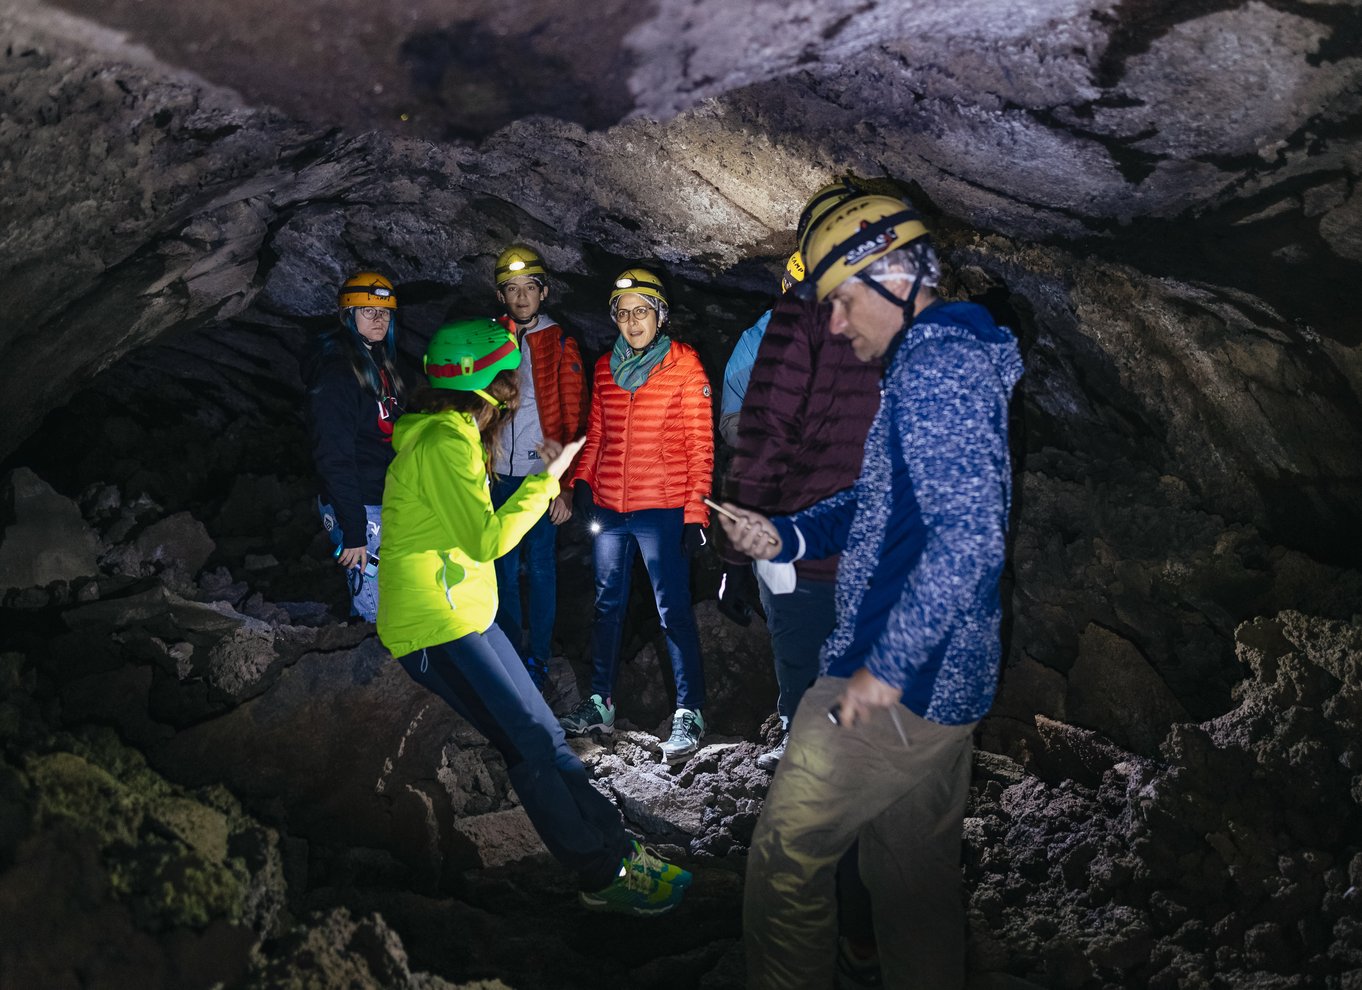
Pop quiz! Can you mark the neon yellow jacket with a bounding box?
[377,409,558,657]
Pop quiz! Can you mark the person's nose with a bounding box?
[828,305,848,336]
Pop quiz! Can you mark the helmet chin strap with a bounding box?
[858,270,927,361]
[474,388,505,409]
[857,268,925,317]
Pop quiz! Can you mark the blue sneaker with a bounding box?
[579,844,686,916]
[628,840,692,889]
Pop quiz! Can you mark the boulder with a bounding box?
[0,467,100,592]
[243,908,465,990]
[450,808,546,871]
[1066,623,1192,757]
[132,511,216,590]
[610,769,708,836]
[0,724,286,990]
[146,638,466,861]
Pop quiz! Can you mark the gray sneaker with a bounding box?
[756,716,789,771]
[560,693,615,736]
[660,708,705,764]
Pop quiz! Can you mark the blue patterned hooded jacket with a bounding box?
[768,300,1023,725]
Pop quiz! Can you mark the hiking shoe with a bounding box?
[756,716,789,772]
[835,936,882,989]
[579,847,685,916]
[628,839,692,889]
[559,693,614,736]
[659,708,705,764]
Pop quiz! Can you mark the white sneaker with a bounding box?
[756,716,789,771]
[659,708,705,764]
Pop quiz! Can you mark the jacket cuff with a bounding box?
[685,505,709,526]
[528,474,562,500]
[865,651,910,694]
[770,518,803,563]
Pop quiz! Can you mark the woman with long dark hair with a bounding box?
[377,318,690,916]
[303,271,405,621]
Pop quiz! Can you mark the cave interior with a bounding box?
[1,0,1361,988]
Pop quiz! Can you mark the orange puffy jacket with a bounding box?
[499,315,589,447]
[572,341,714,525]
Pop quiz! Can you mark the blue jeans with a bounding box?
[757,571,837,720]
[589,505,705,711]
[319,499,381,622]
[396,624,628,892]
[490,475,558,662]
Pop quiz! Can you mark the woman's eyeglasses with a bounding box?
[614,306,654,324]
[355,307,392,322]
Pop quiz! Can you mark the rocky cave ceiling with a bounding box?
[2,0,1362,988]
[0,0,1358,546]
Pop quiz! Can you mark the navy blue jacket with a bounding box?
[770,301,1022,725]
[303,340,399,547]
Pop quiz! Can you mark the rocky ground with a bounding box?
[2,442,1360,987]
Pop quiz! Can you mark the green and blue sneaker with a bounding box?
[579,844,686,916]
[559,693,615,736]
[628,840,692,889]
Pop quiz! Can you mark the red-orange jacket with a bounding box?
[499,315,589,448]
[572,342,714,525]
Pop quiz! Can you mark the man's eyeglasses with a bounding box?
[614,306,654,324]
[355,307,392,322]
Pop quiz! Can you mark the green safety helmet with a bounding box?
[423,318,520,392]
[609,267,667,307]
[495,244,548,286]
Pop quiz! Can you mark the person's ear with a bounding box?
[887,261,916,300]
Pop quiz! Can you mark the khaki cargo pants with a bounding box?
[743,675,975,989]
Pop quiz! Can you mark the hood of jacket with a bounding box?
[900,300,1023,395]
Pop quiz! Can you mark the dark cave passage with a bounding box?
[2,0,1362,988]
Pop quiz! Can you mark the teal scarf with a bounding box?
[610,333,671,392]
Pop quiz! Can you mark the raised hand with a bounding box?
[539,436,586,481]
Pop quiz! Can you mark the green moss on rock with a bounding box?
[17,725,283,934]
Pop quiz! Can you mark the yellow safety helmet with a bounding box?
[795,178,862,241]
[338,271,397,309]
[781,251,805,295]
[495,244,548,286]
[797,194,930,302]
[609,267,668,307]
